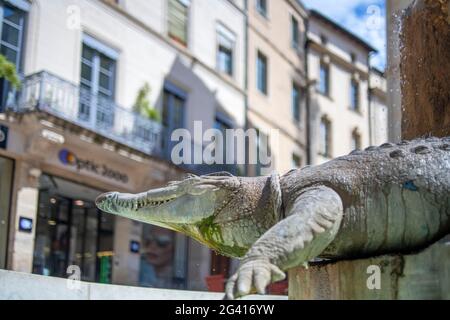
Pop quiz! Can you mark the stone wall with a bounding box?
[0,269,286,300]
[289,237,450,299]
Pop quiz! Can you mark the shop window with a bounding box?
[32,175,114,283]
[139,224,187,289]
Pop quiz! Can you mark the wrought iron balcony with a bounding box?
[13,71,162,156]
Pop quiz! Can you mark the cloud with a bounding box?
[301,0,386,70]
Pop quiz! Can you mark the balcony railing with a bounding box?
[9,71,240,176]
[14,71,162,156]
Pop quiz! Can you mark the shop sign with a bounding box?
[0,125,8,149]
[58,148,129,183]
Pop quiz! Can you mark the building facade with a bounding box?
[307,10,385,165]
[246,0,309,176]
[0,0,388,294]
[0,0,247,290]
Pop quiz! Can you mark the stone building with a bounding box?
[0,0,247,290]
[306,10,385,165]
[246,0,309,176]
[0,0,388,294]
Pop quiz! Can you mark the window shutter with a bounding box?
[168,0,189,45]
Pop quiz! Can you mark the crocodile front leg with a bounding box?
[225,185,343,299]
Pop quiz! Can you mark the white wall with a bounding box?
[308,18,372,165]
[25,0,246,132]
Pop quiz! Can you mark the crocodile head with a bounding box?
[95,172,282,257]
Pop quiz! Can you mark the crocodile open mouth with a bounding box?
[135,197,176,210]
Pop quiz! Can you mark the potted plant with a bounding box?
[133,82,161,122]
[0,54,21,89]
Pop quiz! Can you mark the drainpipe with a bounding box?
[304,19,312,166]
[367,52,374,146]
[243,0,249,176]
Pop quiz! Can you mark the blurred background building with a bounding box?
[0,0,386,293]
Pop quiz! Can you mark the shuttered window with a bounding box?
[168,0,189,46]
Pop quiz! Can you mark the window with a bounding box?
[292,83,302,122]
[0,3,26,108]
[350,52,357,64]
[292,153,302,169]
[351,130,361,150]
[217,25,235,77]
[213,116,232,164]
[350,80,359,111]
[257,51,268,94]
[255,129,269,176]
[318,62,330,96]
[256,0,267,17]
[79,36,117,128]
[291,16,299,49]
[319,117,331,157]
[320,34,328,45]
[168,0,189,46]
[162,82,186,157]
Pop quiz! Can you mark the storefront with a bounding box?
[0,114,211,290]
[32,174,114,283]
[32,173,189,289]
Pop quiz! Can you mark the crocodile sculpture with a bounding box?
[96,136,450,299]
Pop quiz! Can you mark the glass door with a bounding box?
[33,187,114,283]
[79,42,116,129]
[68,202,99,282]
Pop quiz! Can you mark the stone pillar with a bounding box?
[10,162,41,273]
[112,218,142,286]
[400,0,450,139]
[289,238,450,299]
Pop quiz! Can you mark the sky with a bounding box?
[301,0,386,70]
